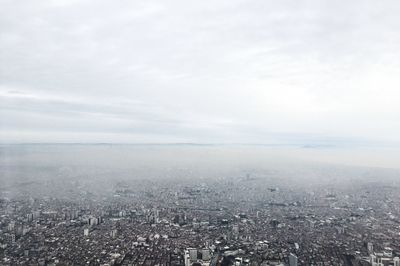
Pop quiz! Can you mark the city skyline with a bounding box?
[2,1,400,266]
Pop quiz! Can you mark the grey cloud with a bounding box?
[1,0,400,144]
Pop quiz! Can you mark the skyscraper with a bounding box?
[394,257,400,266]
[289,253,298,266]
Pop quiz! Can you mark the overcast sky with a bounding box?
[1,0,400,144]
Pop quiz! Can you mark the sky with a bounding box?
[1,0,400,145]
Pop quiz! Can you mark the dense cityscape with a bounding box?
[1,145,400,266]
[3,0,400,265]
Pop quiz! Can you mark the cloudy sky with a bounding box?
[1,0,400,144]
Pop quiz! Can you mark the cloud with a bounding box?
[1,0,400,144]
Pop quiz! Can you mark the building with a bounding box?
[289,253,298,266]
[201,249,211,261]
[367,242,373,254]
[370,254,384,266]
[184,248,212,266]
[111,229,118,238]
[393,257,400,266]
[89,217,99,226]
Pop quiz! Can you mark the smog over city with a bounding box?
[1,1,400,265]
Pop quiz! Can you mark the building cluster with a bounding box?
[1,173,400,266]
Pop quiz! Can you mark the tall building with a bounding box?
[370,254,384,266]
[7,222,15,231]
[154,208,160,223]
[184,248,212,266]
[370,254,377,266]
[189,248,197,261]
[201,249,211,261]
[232,224,239,239]
[27,213,34,222]
[367,242,374,254]
[289,253,298,266]
[88,216,101,226]
[111,229,118,238]
[89,217,96,226]
[393,257,400,266]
